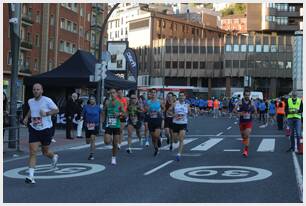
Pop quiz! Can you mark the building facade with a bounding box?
[3,3,108,100]
[221,14,247,33]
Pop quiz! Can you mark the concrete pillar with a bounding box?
[269,78,277,98]
[208,78,212,99]
[226,77,231,98]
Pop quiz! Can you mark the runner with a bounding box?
[22,83,59,184]
[172,91,191,161]
[82,95,102,160]
[126,93,144,153]
[164,92,175,150]
[145,88,164,156]
[143,91,152,147]
[234,88,256,157]
[103,88,125,165]
[116,89,128,150]
[213,98,220,118]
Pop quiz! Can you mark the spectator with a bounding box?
[65,92,78,139]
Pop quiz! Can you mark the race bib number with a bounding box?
[150,111,158,118]
[107,117,117,127]
[87,123,96,130]
[175,114,184,121]
[131,115,138,125]
[243,113,251,120]
[32,117,43,129]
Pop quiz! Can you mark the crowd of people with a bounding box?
[22,83,303,184]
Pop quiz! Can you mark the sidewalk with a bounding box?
[3,127,102,161]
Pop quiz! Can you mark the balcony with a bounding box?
[21,13,33,26]
[19,64,31,74]
[276,10,300,17]
[92,3,104,11]
[20,40,33,50]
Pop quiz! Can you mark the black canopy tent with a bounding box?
[23,50,137,89]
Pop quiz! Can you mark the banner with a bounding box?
[123,48,138,80]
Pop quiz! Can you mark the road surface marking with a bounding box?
[185,135,284,138]
[292,152,303,202]
[227,126,232,130]
[97,139,138,150]
[257,139,275,152]
[144,160,174,176]
[191,138,223,151]
[236,138,243,141]
[234,122,238,124]
[69,141,105,150]
[224,149,240,152]
[216,132,223,136]
[160,138,197,150]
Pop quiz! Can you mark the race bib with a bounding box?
[150,111,158,118]
[32,117,43,129]
[107,116,117,127]
[242,113,251,120]
[87,123,96,130]
[175,114,184,121]
[131,115,138,125]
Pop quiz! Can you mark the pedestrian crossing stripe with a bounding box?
[257,139,275,152]
[191,138,223,151]
[97,139,139,150]
[160,138,198,151]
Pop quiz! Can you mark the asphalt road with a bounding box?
[3,115,303,203]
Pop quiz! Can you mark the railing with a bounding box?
[21,12,33,24]
[20,40,33,49]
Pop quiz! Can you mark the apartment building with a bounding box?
[3,3,108,99]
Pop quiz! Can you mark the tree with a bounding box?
[221,3,246,17]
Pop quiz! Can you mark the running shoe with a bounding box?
[51,138,56,143]
[88,154,94,160]
[169,144,173,151]
[175,154,180,161]
[242,147,248,157]
[126,148,132,154]
[25,177,36,184]
[52,154,59,168]
[117,144,121,150]
[166,137,170,145]
[145,140,149,147]
[157,138,162,148]
[154,148,159,156]
[111,157,117,165]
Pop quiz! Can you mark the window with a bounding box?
[255,45,262,52]
[172,61,178,69]
[79,26,84,36]
[7,51,12,65]
[73,23,77,33]
[200,46,206,53]
[263,45,269,52]
[207,46,213,53]
[193,46,199,53]
[200,61,205,69]
[50,15,55,26]
[60,18,65,28]
[165,61,171,68]
[166,46,171,53]
[233,45,239,52]
[80,6,83,16]
[35,34,40,47]
[248,60,254,68]
[286,61,292,69]
[233,60,239,68]
[34,59,38,69]
[225,60,232,68]
[179,61,185,69]
[187,46,192,53]
[72,44,76,53]
[255,60,262,68]
[241,45,247,52]
[87,13,90,22]
[214,46,220,54]
[162,20,166,28]
[36,11,40,23]
[49,39,54,50]
[240,60,247,68]
[186,61,191,69]
[271,45,277,52]
[225,45,232,52]
[214,62,221,69]
[173,46,178,53]
[193,62,198,69]
[278,61,284,69]
[248,45,254,52]
[67,21,72,31]
[192,28,195,35]
[179,46,185,53]
[59,40,64,51]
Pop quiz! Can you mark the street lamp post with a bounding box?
[8,3,21,148]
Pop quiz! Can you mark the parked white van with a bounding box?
[232,91,263,100]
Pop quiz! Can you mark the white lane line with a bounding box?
[160,138,197,150]
[191,138,223,151]
[144,160,174,176]
[97,139,138,150]
[216,132,223,136]
[257,139,275,152]
[292,152,303,202]
[227,126,232,130]
[69,141,104,150]
[224,149,240,152]
[185,134,284,138]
